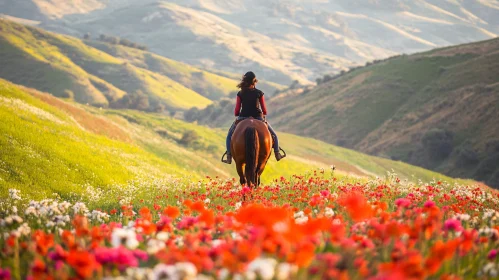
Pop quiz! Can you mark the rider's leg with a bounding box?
[265,121,285,161]
[266,123,280,153]
[226,122,236,156]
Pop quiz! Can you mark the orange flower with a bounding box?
[135,218,157,235]
[139,207,153,221]
[33,230,54,255]
[198,209,215,227]
[61,230,76,249]
[163,206,180,219]
[73,215,89,237]
[190,201,205,212]
[338,192,373,222]
[289,242,315,267]
[67,250,99,278]
[30,259,49,280]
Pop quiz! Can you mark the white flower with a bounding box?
[246,258,277,280]
[89,210,110,223]
[126,267,152,280]
[25,206,36,216]
[147,239,166,254]
[152,264,176,280]
[73,202,89,215]
[276,263,298,280]
[111,228,139,249]
[293,211,305,219]
[212,239,224,248]
[204,198,211,204]
[156,232,169,241]
[235,202,242,210]
[175,262,197,279]
[325,207,335,218]
[295,216,308,224]
[8,189,21,200]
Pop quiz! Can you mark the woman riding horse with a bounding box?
[222,71,286,164]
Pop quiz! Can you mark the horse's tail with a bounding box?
[244,126,259,187]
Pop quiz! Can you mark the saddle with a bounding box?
[221,117,287,163]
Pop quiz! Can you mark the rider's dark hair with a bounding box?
[237,71,258,88]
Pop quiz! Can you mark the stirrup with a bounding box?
[221,151,232,164]
[275,148,287,161]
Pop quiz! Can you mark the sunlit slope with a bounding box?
[85,41,238,100]
[0,80,473,200]
[269,37,499,188]
[0,19,212,111]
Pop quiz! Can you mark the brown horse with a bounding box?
[231,118,272,188]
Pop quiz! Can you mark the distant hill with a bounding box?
[84,40,283,100]
[0,79,470,199]
[0,19,284,113]
[266,38,499,188]
[5,0,498,85]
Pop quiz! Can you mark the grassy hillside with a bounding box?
[0,19,214,111]
[266,37,499,188]
[85,40,283,100]
[0,79,473,201]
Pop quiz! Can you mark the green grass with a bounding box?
[0,79,474,203]
[0,19,212,111]
[0,79,193,200]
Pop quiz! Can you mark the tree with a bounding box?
[83,33,91,40]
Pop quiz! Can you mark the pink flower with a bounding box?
[0,268,11,280]
[94,247,139,270]
[242,187,251,194]
[443,218,463,232]
[320,190,331,197]
[488,249,497,260]
[395,198,411,208]
[132,250,148,261]
[424,201,436,208]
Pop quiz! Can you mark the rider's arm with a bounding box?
[234,96,242,116]
[259,95,267,116]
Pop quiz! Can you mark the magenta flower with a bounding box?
[488,249,497,260]
[242,186,251,194]
[0,268,11,280]
[444,218,463,232]
[424,200,436,208]
[395,198,411,208]
[320,190,330,197]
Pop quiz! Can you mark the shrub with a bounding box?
[422,129,454,160]
[179,130,199,146]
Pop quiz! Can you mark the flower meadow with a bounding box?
[1,170,499,280]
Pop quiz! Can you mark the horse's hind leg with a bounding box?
[236,163,245,186]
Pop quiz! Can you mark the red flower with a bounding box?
[67,250,99,278]
[33,230,54,255]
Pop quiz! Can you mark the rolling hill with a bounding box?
[0,19,277,112]
[5,0,498,85]
[0,78,473,200]
[265,37,499,188]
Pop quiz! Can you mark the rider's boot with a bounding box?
[222,153,232,164]
[275,149,286,161]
